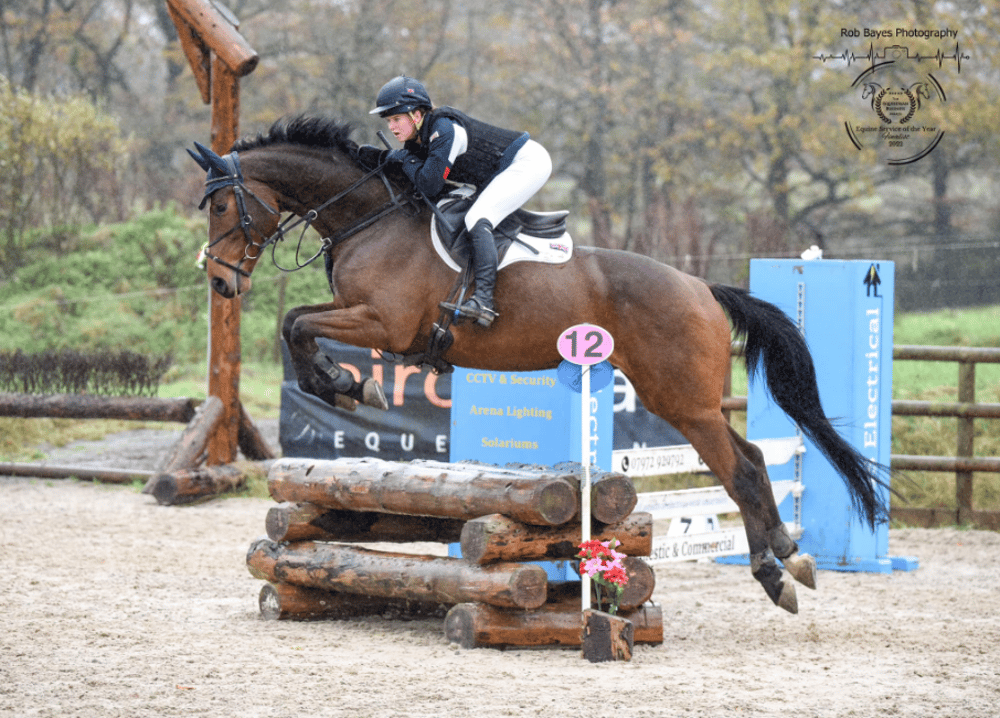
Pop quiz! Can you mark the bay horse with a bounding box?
[190,115,889,614]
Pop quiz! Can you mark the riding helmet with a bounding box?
[370,76,433,117]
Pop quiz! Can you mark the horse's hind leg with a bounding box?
[727,426,816,590]
[679,414,800,613]
[281,302,388,411]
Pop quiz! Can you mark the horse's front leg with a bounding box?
[281,302,389,412]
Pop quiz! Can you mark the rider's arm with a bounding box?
[397,116,468,198]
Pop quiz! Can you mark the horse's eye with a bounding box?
[212,200,228,216]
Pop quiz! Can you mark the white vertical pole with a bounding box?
[580,364,591,612]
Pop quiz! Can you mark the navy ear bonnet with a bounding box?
[187,141,244,210]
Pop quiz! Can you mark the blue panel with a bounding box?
[744,259,916,573]
[449,368,614,580]
[450,368,613,471]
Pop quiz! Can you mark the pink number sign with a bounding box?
[557,324,614,366]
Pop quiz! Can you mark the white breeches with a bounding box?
[464,139,553,230]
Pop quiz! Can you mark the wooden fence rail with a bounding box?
[726,343,1000,530]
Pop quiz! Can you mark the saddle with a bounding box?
[429,187,574,272]
[392,189,574,376]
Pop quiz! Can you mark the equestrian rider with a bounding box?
[369,76,552,328]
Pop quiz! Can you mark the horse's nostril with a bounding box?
[210,276,232,297]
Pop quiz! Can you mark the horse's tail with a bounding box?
[710,283,890,528]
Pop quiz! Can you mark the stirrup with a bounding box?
[439,298,498,328]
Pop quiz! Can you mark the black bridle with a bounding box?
[200,150,417,283]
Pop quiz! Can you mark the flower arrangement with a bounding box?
[577,538,630,615]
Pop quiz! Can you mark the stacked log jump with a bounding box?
[247,457,665,650]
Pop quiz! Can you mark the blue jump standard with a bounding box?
[720,259,917,574]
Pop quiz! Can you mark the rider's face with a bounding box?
[386,111,421,143]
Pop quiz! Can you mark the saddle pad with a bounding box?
[429,214,574,273]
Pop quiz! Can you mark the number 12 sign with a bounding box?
[557,324,614,366]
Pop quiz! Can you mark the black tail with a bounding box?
[710,284,890,528]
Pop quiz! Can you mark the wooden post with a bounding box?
[581,608,634,662]
[957,361,975,524]
[205,56,242,465]
[167,0,258,466]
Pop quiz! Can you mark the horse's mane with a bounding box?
[231,115,359,156]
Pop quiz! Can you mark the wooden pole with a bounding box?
[165,0,258,76]
[0,463,153,484]
[265,502,466,544]
[459,512,653,565]
[443,600,663,650]
[267,458,579,526]
[258,582,450,622]
[156,396,225,473]
[238,402,276,461]
[206,56,242,466]
[150,463,247,505]
[0,393,198,422]
[246,538,549,610]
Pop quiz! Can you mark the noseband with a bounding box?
[200,151,416,282]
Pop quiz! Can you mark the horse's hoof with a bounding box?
[782,552,817,590]
[333,393,357,412]
[362,379,389,410]
[777,581,798,614]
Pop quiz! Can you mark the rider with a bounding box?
[369,76,552,328]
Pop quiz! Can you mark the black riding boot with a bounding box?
[457,218,499,327]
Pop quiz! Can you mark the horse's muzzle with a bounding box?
[211,275,238,299]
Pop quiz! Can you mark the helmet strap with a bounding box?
[409,110,425,132]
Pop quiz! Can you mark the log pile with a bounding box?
[142,396,276,504]
[247,457,664,650]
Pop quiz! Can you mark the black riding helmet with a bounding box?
[370,76,432,117]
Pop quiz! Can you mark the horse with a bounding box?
[189,115,889,614]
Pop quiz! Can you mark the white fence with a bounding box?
[611,437,804,564]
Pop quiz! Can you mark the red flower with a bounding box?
[603,564,628,586]
[576,539,606,558]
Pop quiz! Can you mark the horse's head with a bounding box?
[189,142,280,298]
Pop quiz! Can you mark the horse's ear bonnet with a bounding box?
[188,141,243,209]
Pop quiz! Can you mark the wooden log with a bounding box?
[546,555,656,611]
[581,608,634,662]
[160,396,224,472]
[0,392,198,422]
[443,601,663,649]
[558,465,638,525]
[151,464,245,505]
[0,462,154,485]
[267,458,578,526]
[258,582,450,621]
[166,0,210,103]
[246,538,548,610]
[265,502,465,544]
[165,0,258,76]
[459,512,653,565]
[238,402,276,461]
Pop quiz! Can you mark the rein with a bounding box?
[202,150,417,278]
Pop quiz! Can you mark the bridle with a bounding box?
[200,150,417,285]
[199,152,278,280]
